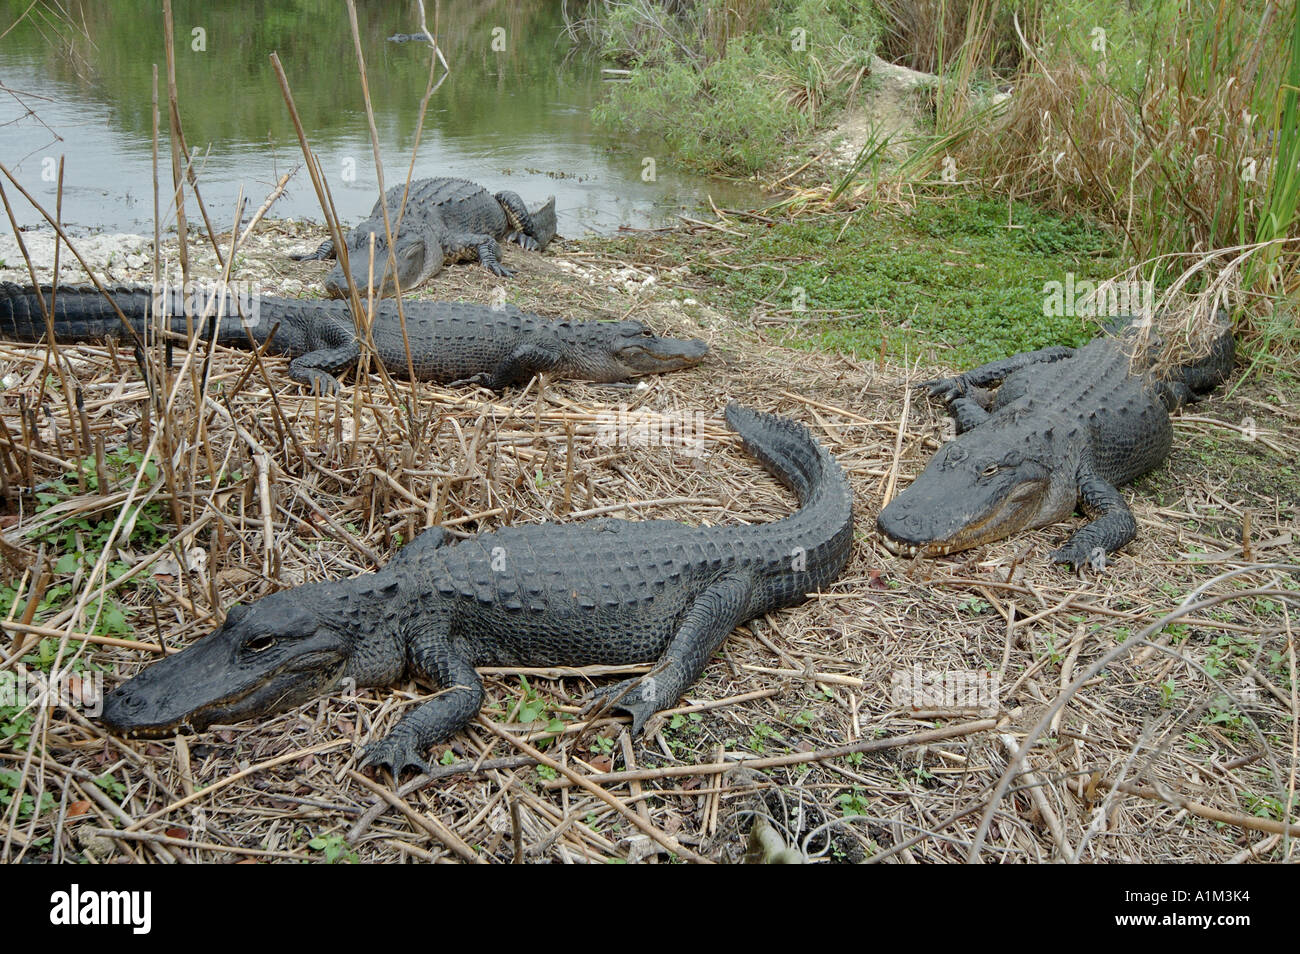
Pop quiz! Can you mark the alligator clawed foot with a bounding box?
[486,262,515,278]
[446,372,491,389]
[360,735,433,780]
[1048,543,1102,573]
[297,369,342,396]
[917,375,967,403]
[509,232,539,252]
[583,678,659,737]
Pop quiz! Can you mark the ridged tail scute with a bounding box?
[0,282,151,340]
[724,402,849,512]
[0,282,265,345]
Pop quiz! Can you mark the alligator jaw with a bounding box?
[614,336,709,377]
[101,593,351,740]
[103,653,348,739]
[876,466,1053,560]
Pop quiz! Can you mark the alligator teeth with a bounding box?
[879,535,956,558]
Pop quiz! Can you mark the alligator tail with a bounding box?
[0,282,153,340]
[724,403,849,511]
[0,283,265,346]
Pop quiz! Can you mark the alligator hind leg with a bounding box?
[290,239,336,262]
[1049,465,1138,571]
[446,342,561,390]
[921,346,1075,403]
[584,575,753,736]
[361,644,484,778]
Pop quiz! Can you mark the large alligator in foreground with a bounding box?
[101,404,855,776]
[0,283,706,393]
[291,177,557,297]
[876,320,1234,569]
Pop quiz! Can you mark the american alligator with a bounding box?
[876,321,1234,569]
[290,177,557,297]
[387,33,433,43]
[100,404,855,776]
[0,283,706,393]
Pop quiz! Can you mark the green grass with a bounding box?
[701,194,1123,367]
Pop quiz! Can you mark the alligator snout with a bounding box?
[100,683,190,738]
[876,499,947,557]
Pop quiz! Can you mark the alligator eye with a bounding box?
[981,464,999,478]
[245,635,276,653]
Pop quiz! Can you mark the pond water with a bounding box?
[0,0,761,239]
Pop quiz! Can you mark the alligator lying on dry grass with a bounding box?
[876,320,1235,569]
[0,283,706,392]
[291,177,556,297]
[100,404,855,777]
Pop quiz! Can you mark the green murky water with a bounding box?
[0,0,760,237]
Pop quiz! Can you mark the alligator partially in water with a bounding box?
[0,283,707,392]
[291,177,557,297]
[876,321,1235,569]
[100,404,855,776]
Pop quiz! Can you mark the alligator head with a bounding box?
[323,218,441,299]
[558,320,708,381]
[876,422,1076,557]
[101,588,363,738]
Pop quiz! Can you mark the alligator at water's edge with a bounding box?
[291,177,556,297]
[876,320,1235,569]
[0,283,706,393]
[100,404,855,776]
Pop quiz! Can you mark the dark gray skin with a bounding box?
[876,324,1234,569]
[289,177,558,298]
[100,404,855,777]
[0,283,706,393]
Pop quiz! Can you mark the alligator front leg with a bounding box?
[287,341,360,394]
[360,641,484,778]
[451,232,514,278]
[947,397,991,433]
[921,346,1075,402]
[1049,464,1138,570]
[585,575,753,735]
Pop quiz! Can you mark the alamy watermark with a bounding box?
[149,278,262,328]
[890,665,1000,708]
[1042,272,1154,321]
[0,664,103,717]
[594,406,708,457]
[49,884,150,934]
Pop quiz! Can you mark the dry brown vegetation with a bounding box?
[0,220,1296,863]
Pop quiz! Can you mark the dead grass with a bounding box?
[0,221,1296,863]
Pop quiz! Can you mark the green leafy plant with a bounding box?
[308,833,359,864]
